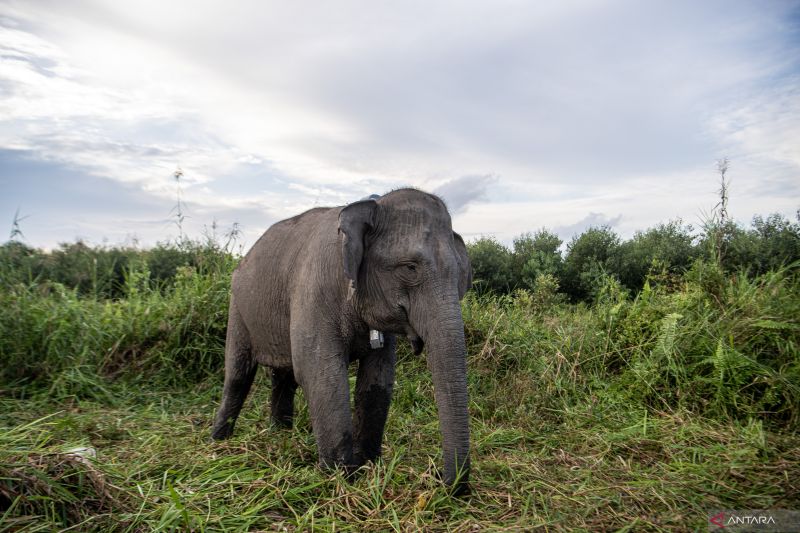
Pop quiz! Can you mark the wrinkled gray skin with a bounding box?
[211,188,472,493]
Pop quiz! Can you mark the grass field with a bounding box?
[1,247,798,531]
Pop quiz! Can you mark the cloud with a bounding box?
[0,1,798,249]
[433,174,498,214]
[554,212,623,242]
[707,79,800,200]
[7,1,798,183]
[0,148,171,247]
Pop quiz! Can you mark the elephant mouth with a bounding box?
[408,332,424,355]
[399,304,425,355]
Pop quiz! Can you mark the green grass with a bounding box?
[1,254,798,531]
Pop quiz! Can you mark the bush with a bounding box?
[562,226,621,302]
[0,240,236,300]
[467,237,514,294]
[510,229,563,292]
[464,215,796,303]
[517,273,565,313]
[601,260,800,427]
[0,240,236,393]
[613,220,698,292]
[726,213,800,275]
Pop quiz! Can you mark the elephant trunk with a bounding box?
[415,293,470,494]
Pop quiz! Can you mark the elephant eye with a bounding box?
[395,262,420,281]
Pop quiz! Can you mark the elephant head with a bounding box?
[338,188,472,492]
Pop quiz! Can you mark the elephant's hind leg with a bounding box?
[270,367,298,428]
[211,305,256,440]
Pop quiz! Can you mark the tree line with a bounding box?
[1,211,798,303]
[0,239,234,300]
[467,212,800,302]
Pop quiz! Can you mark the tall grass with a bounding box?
[462,260,800,429]
[0,242,236,393]
[1,239,798,530]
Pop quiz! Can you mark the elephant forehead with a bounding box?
[376,227,456,264]
[372,193,454,252]
[380,218,449,250]
[381,204,451,232]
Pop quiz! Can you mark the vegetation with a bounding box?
[1,213,799,531]
[470,213,800,300]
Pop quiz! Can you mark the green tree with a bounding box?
[614,220,698,292]
[147,245,198,287]
[729,213,800,275]
[562,226,621,302]
[511,229,563,291]
[698,213,800,277]
[467,237,514,294]
[0,241,37,286]
[42,241,97,295]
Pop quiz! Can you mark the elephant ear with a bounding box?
[338,199,378,289]
[452,232,472,299]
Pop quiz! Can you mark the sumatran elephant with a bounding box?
[211,188,472,494]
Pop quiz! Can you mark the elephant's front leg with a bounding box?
[294,344,356,472]
[354,335,396,465]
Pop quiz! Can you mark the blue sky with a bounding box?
[1,0,798,250]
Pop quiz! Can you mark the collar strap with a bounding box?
[369,329,384,349]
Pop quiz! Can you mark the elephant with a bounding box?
[211,188,472,494]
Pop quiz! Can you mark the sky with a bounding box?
[1,0,799,251]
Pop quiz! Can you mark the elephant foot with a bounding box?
[448,480,471,497]
[210,421,235,441]
[435,465,471,497]
[318,460,362,482]
[343,464,363,482]
[270,416,293,429]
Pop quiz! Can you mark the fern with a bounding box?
[654,313,682,361]
[711,338,729,412]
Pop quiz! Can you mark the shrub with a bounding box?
[511,229,564,291]
[727,213,800,275]
[562,226,621,302]
[613,220,698,292]
[467,237,514,294]
[604,261,800,427]
[0,240,236,393]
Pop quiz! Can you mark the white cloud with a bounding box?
[0,0,798,249]
[554,213,624,242]
[708,80,800,196]
[434,174,498,214]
